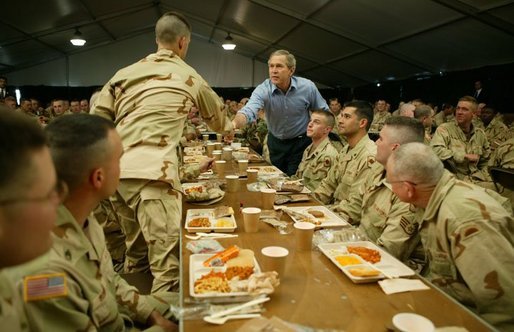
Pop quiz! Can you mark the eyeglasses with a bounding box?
[0,180,68,206]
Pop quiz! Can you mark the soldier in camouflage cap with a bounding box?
[387,143,514,331]
[92,12,231,293]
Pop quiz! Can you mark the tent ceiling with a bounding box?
[1,0,514,88]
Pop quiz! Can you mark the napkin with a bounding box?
[378,278,430,295]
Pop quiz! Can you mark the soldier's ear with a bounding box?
[90,168,104,190]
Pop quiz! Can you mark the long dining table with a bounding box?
[178,147,494,331]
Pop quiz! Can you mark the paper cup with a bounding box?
[392,313,435,332]
[212,150,222,161]
[225,175,239,193]
[214,160,226,177]
[222,147,233,161]
[214,142,223,150]
[206,143,215,157]
[202,134,209,141]
[261,246,288,277]
[294,222,315,251]
[216,133,222,142]
[247,169,258,183]
[242,207,261,233]
[238,159,249,173]
[261,188,276,210]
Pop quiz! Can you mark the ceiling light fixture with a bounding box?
[70,27,86,46]
[222,32,236,50]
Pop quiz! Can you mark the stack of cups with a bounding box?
[294,222,316,251]
[214,160,226,178]
[212,150,222,161]
[225,175,239,193]
[242,207,261,233]
[261,188,276,210]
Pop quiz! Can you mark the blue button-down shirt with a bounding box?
[238,76,329,140]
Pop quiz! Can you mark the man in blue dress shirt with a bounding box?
[232,50,329,176]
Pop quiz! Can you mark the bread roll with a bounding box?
[226,249,255,268]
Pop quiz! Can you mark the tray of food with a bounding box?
[184,146,205,156]
[247,166,283,176]
[318,241,415,283]
[248,153,264,163]
[190,246,278,298]
[279,206,349,228]
[185,206,237,233]
[183,155,207,164]
[182,182,224,204]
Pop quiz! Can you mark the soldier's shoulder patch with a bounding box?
[23,273,67,302]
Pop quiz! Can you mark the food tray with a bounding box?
[318,241,415,283]
[285,206,349,228]
[247,165,283,175]
[184,146,205,156]
[185,208,237,233]
[189,254,261,298]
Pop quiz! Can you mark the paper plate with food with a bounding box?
[190,245,279,298]
[185,206,237,233]
[184,146,205,156]
[182,182,224,204]
[183,155,207,164]
[247,166,283,176]
[318,241,415,283]
[277,206,349,228]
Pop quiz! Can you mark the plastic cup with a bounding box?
[261,188,276,210]
[202,134,209,141]
[242,207,261,233]
[214,142,223,150]
[392,313,435,332]
[247,169,258,183]
[225,175,239,193]
[222,147,233,161]
[261,246,289,277]
[214,160,226,177]
[216,133,222,142]
[212,150,222,161]
[206,143,215,157]
[238,160,249,173]
[294,222,315,251]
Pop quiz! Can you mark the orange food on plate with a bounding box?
[348,267,381,277]
[347,246,381,264]
[188,217,210,227]
[194,270,230,293]
[335,255,361,266]
[225,266,254,280]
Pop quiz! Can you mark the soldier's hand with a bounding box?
[464,154,479,163]
[199,157,215,173]
[147,311,178,332]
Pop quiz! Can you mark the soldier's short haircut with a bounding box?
[312,109,335,129]
[345,100,374,131]
[0,109,47,200]
[384,116,424,144]
[45,114,115,192]
[413,105,432,120]
[155,11,191,46]
[269,50,296,69]
[458,96,478,111]
[388,142,443,186]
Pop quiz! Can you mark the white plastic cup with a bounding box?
[242,207,261,233]
[225,175,239,193]
[261,246,289,277]
[261,188,276,210]
[294,222,315,251]
[214,160,226,177]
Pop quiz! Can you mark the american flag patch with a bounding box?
[23,273,67,302]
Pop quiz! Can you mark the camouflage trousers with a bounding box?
[114,179,181,294]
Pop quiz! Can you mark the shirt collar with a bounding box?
[271,76,297,94]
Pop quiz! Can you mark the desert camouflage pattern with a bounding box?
[424,126,432,145]
[433,112,454,127]
[92,49,231,190]
[292,137,338,191]
[483,116,509,151]
[488,137,514,209]
[7,205,176,331]
[369,111,391,133]
[0,271,29,331]
[93,199,126,272]
[430,120,491,182]
[314,135,377,224]
[358,163,421,261]
[419,171,514,330]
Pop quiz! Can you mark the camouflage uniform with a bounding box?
[93,49,230,293]
[6,206,176,331]
[433,112,454,127]
[0,271,29,331]
[291,137,338,192]
[369,111,391,132]
[424,127,432,145]
[430,120,491,183]
[417,171,514,331]
[358,163,421,261]
[314,135,377,224]
[489,137,514,208]
[483,115,509,151]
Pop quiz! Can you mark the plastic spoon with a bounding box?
[204,313,261,325]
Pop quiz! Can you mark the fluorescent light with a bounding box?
[222,33,236,50]
[70,28,86,46]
